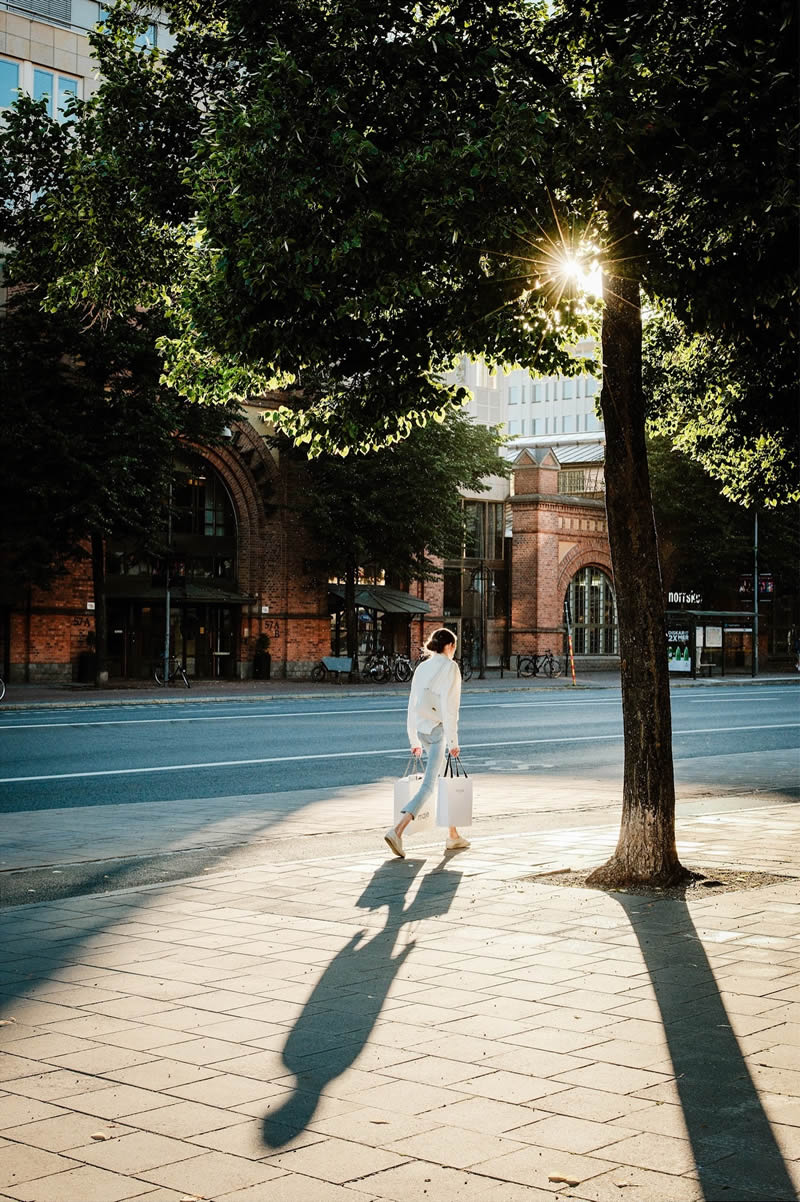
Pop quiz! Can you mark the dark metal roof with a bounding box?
[328,584,431,615]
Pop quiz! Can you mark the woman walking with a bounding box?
[384,627,470,859]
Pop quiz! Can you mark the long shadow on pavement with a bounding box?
[262,856,462,1149]
[614,891,797,1202]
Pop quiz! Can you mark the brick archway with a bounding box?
[557,546,614,602]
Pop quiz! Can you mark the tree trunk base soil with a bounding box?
[585,857,693,890]
[531,865,794,898]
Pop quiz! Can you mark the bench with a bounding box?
[322,656,353,683]
[698,661,720,677]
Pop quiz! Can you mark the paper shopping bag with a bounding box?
[393,757,434,832]
[436,755,473,827]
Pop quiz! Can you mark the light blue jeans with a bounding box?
[402,725,447,819]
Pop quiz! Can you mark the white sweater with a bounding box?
[407,654,461,748]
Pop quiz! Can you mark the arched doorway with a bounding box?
[566,566,618,656]
[106,455,251,679]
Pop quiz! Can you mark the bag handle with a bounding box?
[443,752,468,778]
[403,754,424,777]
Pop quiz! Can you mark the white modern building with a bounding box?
[0,2,167,117]
[457,340,604,444]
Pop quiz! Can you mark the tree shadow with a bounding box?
[612,891,797,1201]
[261,856,462,1149]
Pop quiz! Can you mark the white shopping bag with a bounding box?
[436,754,473,827]
[393,757,434,832]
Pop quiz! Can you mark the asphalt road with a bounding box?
[1,683,798,811]
[1,682,798,905]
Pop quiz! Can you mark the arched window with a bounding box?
[566,567,618,655]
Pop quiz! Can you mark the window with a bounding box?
[586,376,599,395]
[488,502,505,559]
[463,502,484,558]
[532,418,542,435]
[534,381,545,402]
[0,59,20,110]
[443,568,462,618]
[507,420,521,436]
[98,6,158,49]
[26,0,70,22]
[562,377,576,400]
[172,464,235,539]
[567,567,618,655]
[562,415,576,434]
[508,385,521,405]
[33,68,79,119]
[462,501,505,560]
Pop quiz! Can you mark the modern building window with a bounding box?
[562,377,576,399]
[0,58,20,110]
[567,567,618,655]
[26,0,71,24]
[562,415,576,434]
[33,67,79,119]
[507,420,521,436]
[534,381,546,402]
[508,385,520,405]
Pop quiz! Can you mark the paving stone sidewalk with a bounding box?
[1,807,799,1202]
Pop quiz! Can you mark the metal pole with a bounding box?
[564,597,577,686]
[163,476,172,684]
[478,564,487,679]
[753,509,759,677]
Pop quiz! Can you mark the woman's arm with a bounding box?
[442,660,462,751]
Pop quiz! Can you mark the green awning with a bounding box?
[328,584,431,615]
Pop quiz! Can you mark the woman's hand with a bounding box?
[450,745,460,758]
[411,745,422,757]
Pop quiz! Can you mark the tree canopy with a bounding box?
[298,409,507,584]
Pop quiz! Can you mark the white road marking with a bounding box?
[0,698,624,731]
[1,723,797,784]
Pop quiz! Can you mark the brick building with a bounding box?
[2,411,617,683]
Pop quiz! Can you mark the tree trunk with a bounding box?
[91,530,109,687]
[344,558,360,679]
[586,206,689,888]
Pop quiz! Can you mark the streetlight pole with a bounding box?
[478,563,487,680]
[753,509,759,678]
[163,476,173,684]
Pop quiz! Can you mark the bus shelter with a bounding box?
[666,610,757,679]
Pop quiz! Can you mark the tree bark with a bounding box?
[91,530,109,687]
[586,206,689,888]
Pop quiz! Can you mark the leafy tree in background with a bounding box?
[15,0,797,883]
[295,411,507,670]
[647,435,800,618]
[0,96,236,684]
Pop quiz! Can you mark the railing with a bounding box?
[557,468,605,496]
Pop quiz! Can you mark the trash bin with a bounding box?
[77,651,97,683]
[253,650,271,680]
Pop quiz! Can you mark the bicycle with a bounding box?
[0,676,5,702]
[517,649,562,678]
[362,652,391,682]
[392,653,413,683]
[154,657,190,687]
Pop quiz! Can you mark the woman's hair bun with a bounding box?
[424,627,457,655]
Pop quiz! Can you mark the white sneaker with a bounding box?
[384,829,405,858]
[446,835,470,851]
